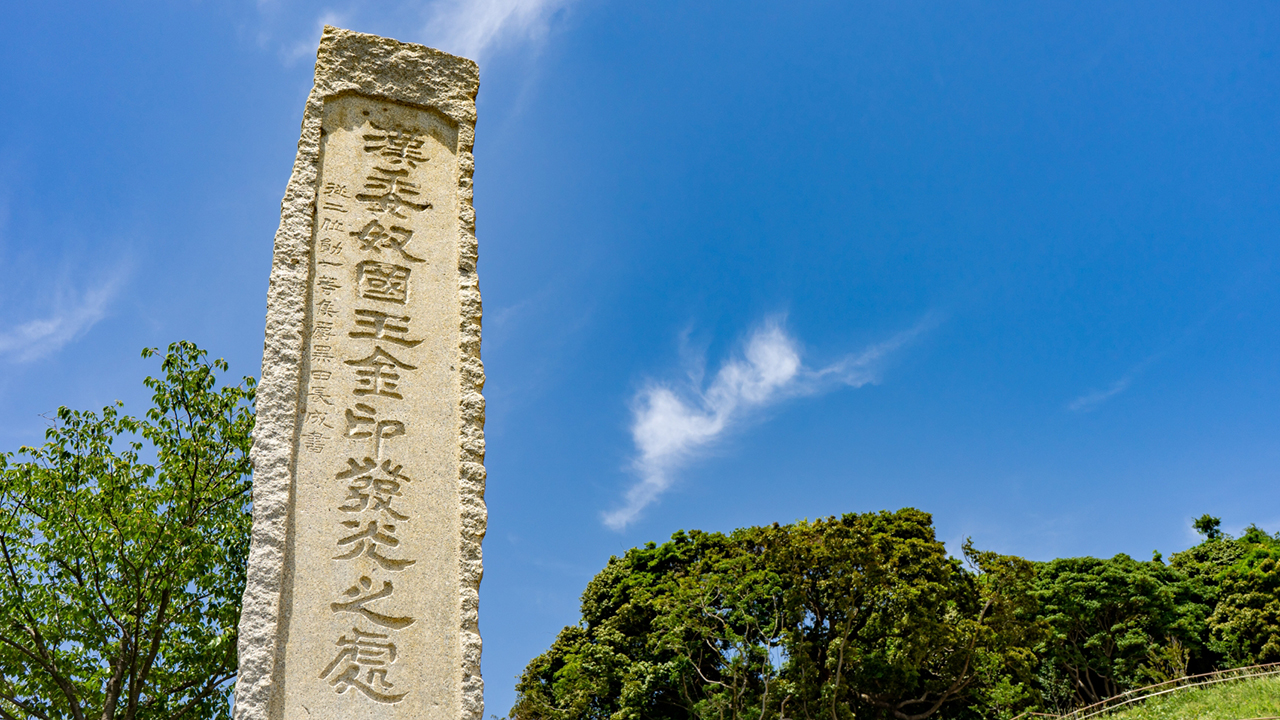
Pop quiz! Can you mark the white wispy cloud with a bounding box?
[423,0,577,61]
[261,0,577,67]
[280,10,349,66]
[603,316,935,530]
[0,270,127,363]
[1067,335,1185,413]
[1067,376,1134,412]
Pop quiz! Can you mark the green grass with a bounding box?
[1100,674,1280,720]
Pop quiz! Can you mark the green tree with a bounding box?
[1168,520,1280,668]
[511,530,728,720]
[960,541,1043,719]
[511,510,1040,720]
[0,342,255,720]
[756,511,1026,720]
[1205,526,1280,666]
[1033,554,1209,706]
[1192,515,1223,541]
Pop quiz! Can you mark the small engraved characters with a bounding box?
[321,628,407,704]
[317,275,342,295]
[312,321,335,340]
[322,182,351,212]
[303,431,326,454]
[318,237,344,266]
[308,386,335,407]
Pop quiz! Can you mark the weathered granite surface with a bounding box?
[235,26,484,720]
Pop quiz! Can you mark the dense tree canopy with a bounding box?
[515,513,1280,720]
[0,342,254,720]
[512,510,1040,720]
[1031,555,1209,705]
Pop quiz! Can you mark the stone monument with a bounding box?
[235,26,485,720]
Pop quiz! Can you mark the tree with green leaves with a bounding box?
[1032,554,1210,706]
[511,509,1041,720]
[1168,520,1280,668]
[1202,525,1280,667]
[0,342,255,720]
[1192,515,1224,541]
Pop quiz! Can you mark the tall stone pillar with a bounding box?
[235,26,484,720]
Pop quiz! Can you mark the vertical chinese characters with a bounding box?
[309,117,434,705]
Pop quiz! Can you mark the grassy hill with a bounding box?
[1100,674,1280,720]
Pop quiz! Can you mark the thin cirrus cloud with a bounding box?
[423,0,577,61]
[0,271,126,364]
[1067,376,1135,413]
[602,315,937,530]
[1068,346,1168,412]
[269,0,577,66]
[1066,309,1218,412]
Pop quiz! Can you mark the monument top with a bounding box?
[236,27,484,720]
[310,26,478,125]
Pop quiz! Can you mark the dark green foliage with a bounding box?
[1204,528,1280,666]
[512,510,1040,720]
[0,342,255,720]
[1031,555,1209,705]
[1169,523,1280,668]
[1192,515,1223,541]
[515,511,1280,720]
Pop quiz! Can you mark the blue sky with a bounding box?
[2,0,1278,713]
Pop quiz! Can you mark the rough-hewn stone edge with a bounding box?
[234,26,483,720]
[454,112,486,720]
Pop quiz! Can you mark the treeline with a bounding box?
[510,509,1280,720]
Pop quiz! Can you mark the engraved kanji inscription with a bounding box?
[334,520,416,571]
[357,260,412,304]
[358,166,430,218]
[331,576,417,629]
[336,457,411,520]
[320,628,407,704]
[304,431,326,454]
[350,309,422,347]
[318,237,345,266]
[317,276,342,295]
[346,346,417,399]
[309,386,336,407]
[322,182,350,213]
[350,219,424,263]
[344,403,405,459]
[364,123,428,168]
